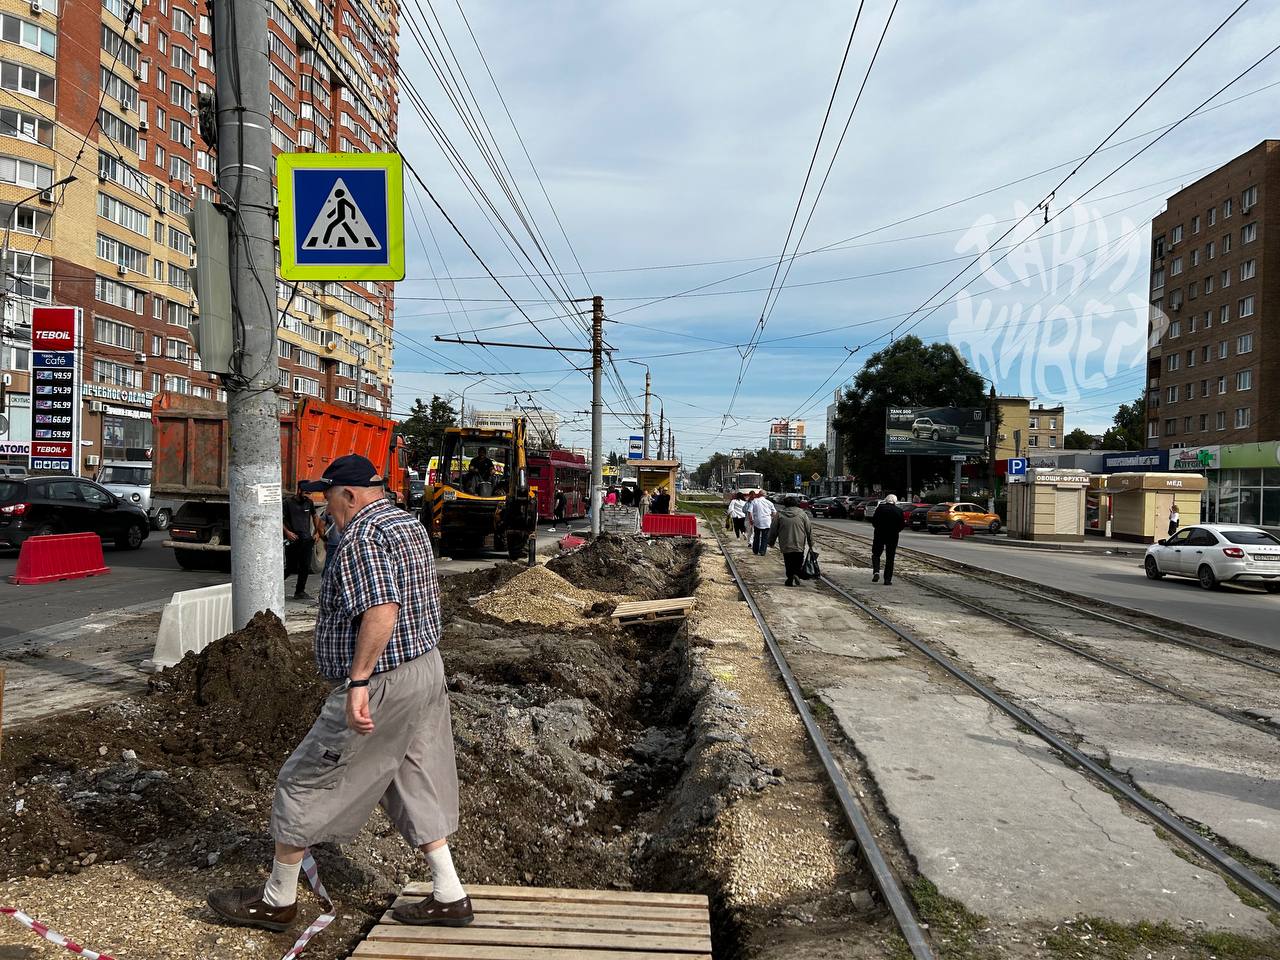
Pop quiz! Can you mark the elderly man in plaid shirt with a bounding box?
[208,455,471,931]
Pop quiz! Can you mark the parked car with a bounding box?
[96,460,171,530]
[1144,525,1280,592]
[0,476,150,550]
[0,465,26,479]
[908,503,932,530]
[811,497,844,518]
[911,417,959,441]
[849,497,877,520]
[407,478,427,511]
[926,502,1002,534]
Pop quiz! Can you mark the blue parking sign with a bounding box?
[1007,457,1027,480]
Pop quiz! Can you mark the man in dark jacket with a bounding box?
[870,494,905,586]
[771,496,813,586]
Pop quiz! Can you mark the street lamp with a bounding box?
[626,359,652,459]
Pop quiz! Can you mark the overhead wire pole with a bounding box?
[213,0,285,627]
[590,295,604,539]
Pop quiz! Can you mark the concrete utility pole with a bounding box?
[657,406,664,458]
[590,295,604,538]
[643,369,651,458]
[214,0,285,626]
[667,427,673,459]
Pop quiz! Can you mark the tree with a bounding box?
[1100,393,1145,450]
[1063,428,1097,450]
[395,395,457,466]
[832,336,985,493]
[693,452,730,487]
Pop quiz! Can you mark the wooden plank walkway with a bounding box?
[611,597,696,626]
[347,884,712,960]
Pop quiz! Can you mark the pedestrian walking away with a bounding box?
[554,488,566,522]
[1168,505,1180,537]
[748,492,777,555]
[283,484,323,600]
[771,495,813,586]
[208,454,472,932]
[727,492,747,538]
[871,494,905,585]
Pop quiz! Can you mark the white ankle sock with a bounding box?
[426,845,466,902]
[262,858,302,907]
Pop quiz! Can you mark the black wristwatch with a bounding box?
[346,678,370,689]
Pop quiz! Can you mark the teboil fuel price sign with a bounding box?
[29,305,81,474]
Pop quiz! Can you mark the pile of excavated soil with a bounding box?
[547,533,696,599]
[471,564,615,628]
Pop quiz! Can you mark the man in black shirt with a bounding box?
[283,485,322,600]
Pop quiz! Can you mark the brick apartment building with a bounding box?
[0,0,398,472]
[1146,140,1278,450]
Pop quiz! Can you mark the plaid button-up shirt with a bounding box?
[314,498,441,680]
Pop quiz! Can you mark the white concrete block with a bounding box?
[142,582,234,672]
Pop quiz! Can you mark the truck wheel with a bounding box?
[152,508,171,531]
[174,548,202,570]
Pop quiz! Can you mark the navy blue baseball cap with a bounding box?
[300,454,385,492]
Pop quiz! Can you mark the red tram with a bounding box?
[528,449,590,521]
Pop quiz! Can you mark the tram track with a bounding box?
[810,524,1280,741]
[704,515,1280,950]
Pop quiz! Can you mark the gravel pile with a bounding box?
[471,564,616,627]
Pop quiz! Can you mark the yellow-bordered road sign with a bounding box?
[277,152,404,281]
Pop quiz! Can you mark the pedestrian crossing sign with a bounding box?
[277,152,404,281]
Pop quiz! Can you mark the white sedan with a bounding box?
[1145,524,1280,592]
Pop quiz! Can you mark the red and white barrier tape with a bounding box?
[1,849,335,960]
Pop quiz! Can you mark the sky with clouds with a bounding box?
[389,0,1280,465]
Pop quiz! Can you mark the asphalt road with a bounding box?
[0,518,591,641]
[814,518,1280,653]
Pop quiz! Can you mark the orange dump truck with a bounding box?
[153,392,408,570]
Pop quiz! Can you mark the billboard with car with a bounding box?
[884,406,986,456]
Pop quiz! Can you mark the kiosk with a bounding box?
[631,459,680,509]
[1085,475,1111,537]
[1106,472,1207,543]
[1006,468,1090,541]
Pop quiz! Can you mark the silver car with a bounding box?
[97,461,170,531]
[1144,524,1280,592]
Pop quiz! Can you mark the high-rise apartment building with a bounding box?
[0,0,399,472]
[1146,140,1276,450]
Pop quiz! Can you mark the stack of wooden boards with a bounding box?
[346,883,712,959]
[610,597,696,627]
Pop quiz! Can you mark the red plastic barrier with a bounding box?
[558,534,587,552]
[8,533,111,585]
[641,512,698,537]
[949,522,972,540]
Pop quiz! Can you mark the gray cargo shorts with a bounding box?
[270,648,459,848]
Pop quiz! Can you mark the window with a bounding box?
[296,349,321,371]
[100,25,139,73]
[1243,184,1258,210]
[0,13,56,56]
[168,227,191,255]
[1191,248,1200,267]
[173,7,194,35]
[1237,333,1253,354]
[1239,295,1255,318]
[1191,215,1200,234]
[168,301,191,328]
[98,150,151,200]
[1217,411,1226,430]
[169,118,192,149]
[164,374,190,394]
[1235,407,1251,429]
[150,373,161,392]
[1203,346,1211,363]
[1219,341,1228,360]
[170,81,193,111]
[1241,259,1256,281]
[199,15,210,34]
[97,192,150,236]
[171,44,193,76]
[269,62,296,98]
[278,368,290,388]
[96,233,148,273]
[93,360,143,390]
[1170,256,1183,276]
[1166,353,1180,372]
[1237,369,1253,391]
[1171,224,1183,244]
[93,317,137,350]
[1242,222,1257,244]
[1152,268,1165,290]
[1169,319,1181,338]
[1200,378,1209,396]
[1166,385,1178,404]
[1027,435,1038,447]
[95,275,145,313]
[268,31,296,69]
[169,155,191,183]
[0,106,53,147]
[1221,269,1230,289]
[0,59,54,102]
[293,375,321,397]
[167,262,191,291]
[1200,414,1208,431]
[1148,420,1158,439]
[97,109,138,153]
[1186,349,1195,368]
[153,297,164,320]
[1204,274,1213,294]
[1223,232,1232,254]
[270,95,296,127]
[157,30,167,53]
[165,338,189,361]
[1183,416,1193,433]
[150,333,161,354]
[1184,383,1194,401]
[168,190,191,217]
[1187,281,1197,300]
[1207,240,1215,259]
[1217,375,1227,395]
[1049,436,1058,448]
[1164,418,1177,436]
[1049,417,1057,430]
[1168,290,1183,311]
[1224,198,1232,219]
[1219,304,1229,325]
[99,66,137,113]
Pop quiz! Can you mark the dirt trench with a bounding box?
[0,534,779,960]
